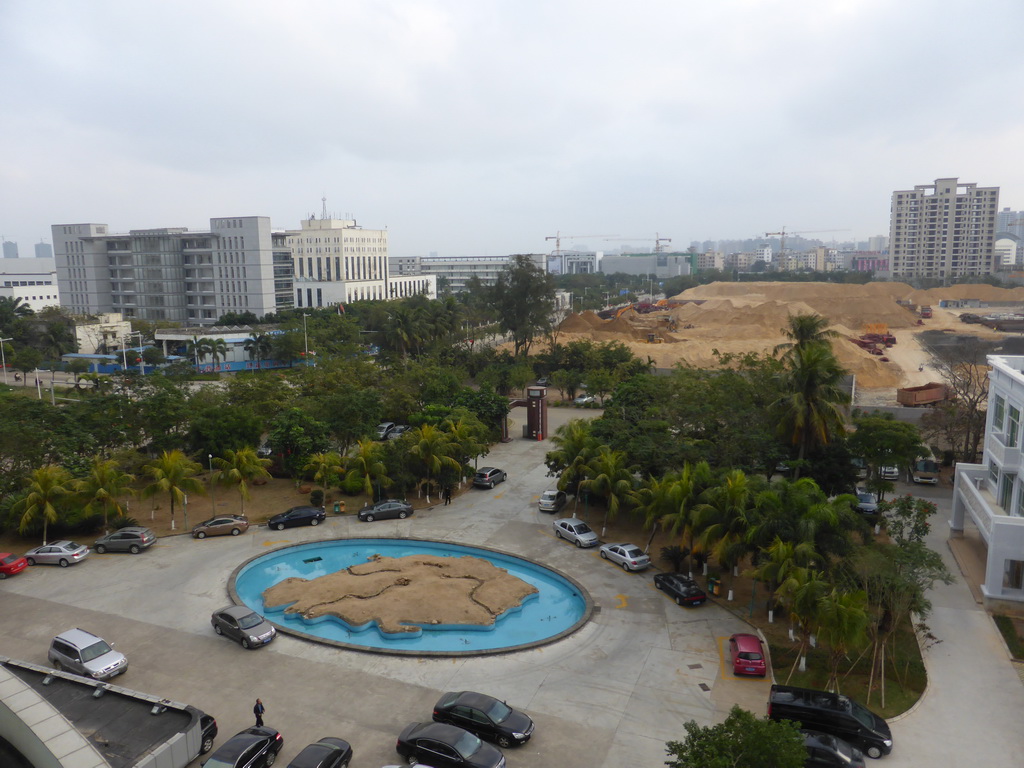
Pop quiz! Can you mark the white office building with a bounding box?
[0,256,59,311]
[52,217,294,325]
[952,354,1024,607]
[286,217,435,307]
[389,254,546,293]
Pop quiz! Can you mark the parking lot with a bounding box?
[0,408,765,768]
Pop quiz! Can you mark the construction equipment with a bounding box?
[604,233,673,253]
[897,383,947,407]
[646,333,664,344]
[546,232,617,256]
[763,227,852,259]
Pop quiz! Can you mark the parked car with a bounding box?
[386,425,412,440]
[200,713,220,755]
[286,737,353,768]
[48,627,128,680]
[552,517,599,548]
[653,573,707,607]
[376,422,397,440]
[768,684,892,759]
[854,490,879,515]
[473,467,507,489]
[0,552,29,579]
[267,505,326,530]
[880,465,899,481]
[802,729,865,768]
[909,457,940,484]
[395,722,505,768]
[24,540,89,567]
[432,691,535,748]
[535,376,550,386]
[598,543,651,571]
[728,633,767,677]
[193,515,250,539]
[94,526,156,554]
[211,605,277,649]
[573,394,595,406]
[359,499,414,522]
[202,725,283,768]
[537,489,567,513]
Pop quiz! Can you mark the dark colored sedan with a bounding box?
[0,552,29,579]
[267,506,326,531]
[94,526,156,554]
[202,726,283,768]
[286,737,353,768]
[653,573,707,607]
[433,691,535,748]
[211,605,277,649]
[358,499,414,522]
[396,722,505,768]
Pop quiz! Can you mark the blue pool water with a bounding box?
[232,539,589,654]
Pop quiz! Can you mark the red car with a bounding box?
[0,552,29,579]
[729,633,767,677]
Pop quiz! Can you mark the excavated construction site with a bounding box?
[554,281,1024,405]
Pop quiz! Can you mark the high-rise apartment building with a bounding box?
[888,177,999,279]
[2,240,18,259]
[52,217,294,324]
[34,241,53,259]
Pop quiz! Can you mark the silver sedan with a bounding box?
[598,543,651,571]
[24,541,90,567]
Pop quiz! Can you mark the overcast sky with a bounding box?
[2,0,1022,258]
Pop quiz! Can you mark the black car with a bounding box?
[396,722,505,768]
[200,713,219,755]
[267,506,326,531]
[802,729,865,768]
[432,691,535,748]
[653,573,707,607]
[358,499,414,522]
[202,725,283,768]
[286,737,353,768]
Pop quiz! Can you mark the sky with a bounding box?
[2,0,1023,258]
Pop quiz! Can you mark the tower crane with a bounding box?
[604,233,673,253]
[545,232,618,256]
[763,227,851,259]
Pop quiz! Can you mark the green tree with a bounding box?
[408,423,461,503]
[774,312,840,359]
[492,254,556,356]
[266,408,330,478]
[14,464,73,544]
[580,445,638,537]
[213,447,273,515]
[849,414,925,499]
[244,333,273,368]
[545,419,600,506]
[816,587,870,693]
[142,450,205,531]
[208,338,229,366]
[75,456,135,533]
[693,469,756,583]
[304,451,344,492]
[665,705,806,768]
[345,438,393,499]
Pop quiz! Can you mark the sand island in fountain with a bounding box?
[262,553,539,635]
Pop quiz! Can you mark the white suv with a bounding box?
[48,628,128,680]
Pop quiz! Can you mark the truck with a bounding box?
[919,305,933,319]
[896,382,947,407]
[0,655,218,768]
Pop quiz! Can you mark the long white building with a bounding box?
[390,254,547,293]
[52,217,294,325]
[0,256,59,311]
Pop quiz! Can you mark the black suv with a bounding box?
[267,506,326,531]
[202,725,282,768]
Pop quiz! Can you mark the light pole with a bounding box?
[302,313,310,361]
[131,331,145,374]
[0,337,11,385]
[208,453,216,513]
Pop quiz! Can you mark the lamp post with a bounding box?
[302,313,310,361]
[208,454,216,513]
[0,336,11,385]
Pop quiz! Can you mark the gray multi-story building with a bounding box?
[52,217,294,325]
[34,241,53,259]
[2,240,18,259]
[599,252,692,278]
[888,177,1000,279]
[389,254,546,293]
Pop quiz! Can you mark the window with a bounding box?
[1004,559,1024,590]
[989,460,1000,489]
[1009,406,1020,448]
[1000,473,1015,510]
[994,395,1006,433]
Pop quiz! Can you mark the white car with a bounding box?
[880,466,899,481]
[599,543,651,571]
[573,394,596,406]
[553,518,599,548]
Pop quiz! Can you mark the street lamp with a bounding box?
[208,454,216,513]
[0,337,12,385]
[302,313,310,361]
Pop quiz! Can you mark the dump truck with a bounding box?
[896,382,947,407]
[919,305,933,319]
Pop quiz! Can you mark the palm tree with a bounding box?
[772,342,850,474]
[345,438,392,499]
[774,312,840,359]
[635,473,681,553]
[693,469,756,583]
[142,450,205,531]
[409,424,460,503]
[0,296,34,328]
[749,537,820,607]
[75,456,135,533]
[304,451,343,492]
[580,445,639,537]
[816,587,870,693]
[213,447,272,516]
[777,566,830,681]
[444,417,487,486]
[209,338,229,366]
[14,464,72,544]
[662,461,715,573]
[187,336,212,365]
[547,419,600,509]
[244,333,273,369]
[382,305,418,358]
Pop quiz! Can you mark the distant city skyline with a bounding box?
[2,2,1022,258]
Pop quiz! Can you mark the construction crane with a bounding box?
[545,232,618,256]
[763,227,851,259]
[604,233,673,253]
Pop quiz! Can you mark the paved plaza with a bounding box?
[2,408,1023,766]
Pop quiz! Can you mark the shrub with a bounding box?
[310,489,325,507]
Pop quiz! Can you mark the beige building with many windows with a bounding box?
[888,177,1000,279]
[286,217,434,307]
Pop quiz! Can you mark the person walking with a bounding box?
[443,486,452,506]
[253,698,265,727]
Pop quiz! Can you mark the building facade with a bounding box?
[389,254,545,293]
[0,256,59,311]
[52,217,294,325]
[285,217,434,307]
[599,252,692,278]
[888,177,1000,278]
[952,354,1024,606]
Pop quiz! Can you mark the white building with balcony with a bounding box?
[952,354,1024,607]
